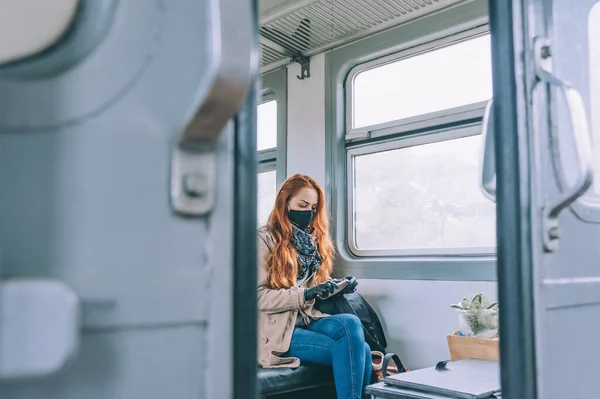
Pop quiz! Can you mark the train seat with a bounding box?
[258,364,334,397]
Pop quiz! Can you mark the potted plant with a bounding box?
[450,293,499,339]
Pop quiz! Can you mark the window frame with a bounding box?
[346,123,496,258]
[259,68,287,187]
[345,27,491,136]
[325,0,496,281]
[257,93,277,173]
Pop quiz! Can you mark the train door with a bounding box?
[486,0,600,397]
[0,1,258,398]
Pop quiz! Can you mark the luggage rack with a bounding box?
[259,0,469,75]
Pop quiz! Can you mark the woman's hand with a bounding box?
[304,281,339,301]
[340,276,358,294]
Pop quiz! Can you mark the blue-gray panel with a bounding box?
[531,1,600,398]
[0,0,257,393]
[543,306,600,398]
[0,325,206,398]
[0,0,215,330]
[0,127,211,329]
[0,0,212,131]
[0,0,225,392]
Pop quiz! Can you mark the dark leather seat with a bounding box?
[258,364,334,396]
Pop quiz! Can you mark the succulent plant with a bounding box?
[451,293,499,337]
[451,293,498,311]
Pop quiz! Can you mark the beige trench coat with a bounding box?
[257,226,329,368]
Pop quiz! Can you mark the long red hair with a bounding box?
[266,174,335,289]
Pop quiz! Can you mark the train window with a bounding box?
[352,34,492,129]
[256,98,278,226]
[590,2,600,195]
[344,30,495,257]
[350,133,496,253]
[328,5,495,278]
[258,100,277,151]
[257,170,277,226]
[257,68,287,225]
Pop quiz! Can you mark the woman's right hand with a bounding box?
[304,281,339,301]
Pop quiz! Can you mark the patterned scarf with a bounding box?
[290,224,322,280]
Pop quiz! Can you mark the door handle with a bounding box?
[534,36,594,252]
[170,0,257,217]
[480,98,496,203]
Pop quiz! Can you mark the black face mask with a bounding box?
[288,209,314,231]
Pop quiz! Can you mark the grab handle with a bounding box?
[534,37,594,251]
[178,0,255,144]
[480,98,496,203]
[170,0,256,217]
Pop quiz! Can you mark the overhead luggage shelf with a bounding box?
[259,0,469,73]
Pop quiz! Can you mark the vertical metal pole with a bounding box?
[233,0,259,397]
[488,1,539,398]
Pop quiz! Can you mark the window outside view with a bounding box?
[257,100,277,151]
[352,34,497,252]
[353,35,493,128]
[353,136,496,251]
[257,100,278,226]
[258,170,277,227]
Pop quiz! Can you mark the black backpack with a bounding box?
[315,292,407,374]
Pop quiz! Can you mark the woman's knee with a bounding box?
[332,314,364,337]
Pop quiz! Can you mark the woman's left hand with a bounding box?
[341,276,358,294]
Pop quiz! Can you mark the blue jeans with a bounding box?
[284,313,372,399]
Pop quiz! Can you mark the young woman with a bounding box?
[257,174,372,399]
